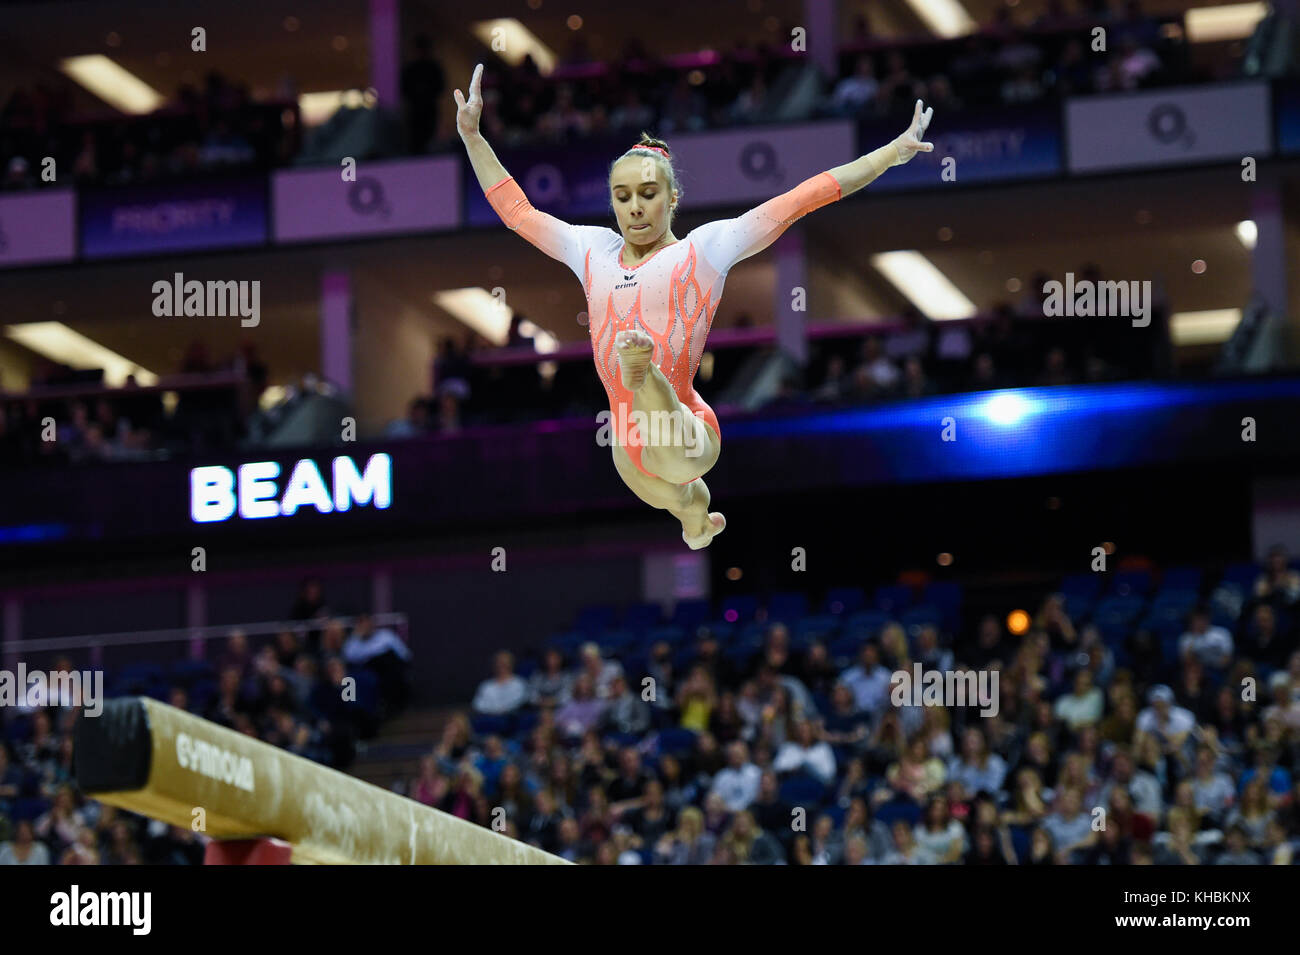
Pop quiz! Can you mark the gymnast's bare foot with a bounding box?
[616,329,655,391]
[683,512,725,550]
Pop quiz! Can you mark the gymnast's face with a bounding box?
[610,156,677,247]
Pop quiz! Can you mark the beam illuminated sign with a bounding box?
[190,454,392,523]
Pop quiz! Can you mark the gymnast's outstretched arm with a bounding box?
[690,100,935,273]
[455,63,602,280]
[454,63,509,191]
[827,98,935,197]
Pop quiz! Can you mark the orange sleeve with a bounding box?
[485,176,603,280]
[691,171,842,272]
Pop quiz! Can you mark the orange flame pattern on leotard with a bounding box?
[482,170,842,482]
[587,241,722,477]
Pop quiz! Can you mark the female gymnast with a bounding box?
[454,64,933,548]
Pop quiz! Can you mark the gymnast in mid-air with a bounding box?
[454,64,933,548]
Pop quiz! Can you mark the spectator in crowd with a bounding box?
[773,719,837,785]
[386,398,431,438]
[1216,824,1262,865]
[1254,545,1300,609]
[913,794,967,863]
[829,55,880,117]
[948,727,1007,796]
[400,34,446,152]
[840,641,891,717]
[710,741,762,812]
[881,819,937,864]
[578,643,623,699]
[603,674,652,735]
[676,665,718,732]
[1241,604,1290,671]
[1041,787,1097,863]
[472,651,529,715]
[529,648,573,706]
[656,806,715,865]
[0,819,51,865]
[719,809,784,864]
[1179,608,1234,670]
[1136,684,1196,757]
[343,612,412,714]
[556,673,607,739]
[1054,667,1104,730]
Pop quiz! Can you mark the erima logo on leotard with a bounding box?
[624,274,635,280]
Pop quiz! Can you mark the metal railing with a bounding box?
[2,613,409,669]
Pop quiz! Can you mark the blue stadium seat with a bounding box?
[352,668,380,713]
[874,584,914,614]
[720,595,759,623]
[597,628,636,654]
[873,798,922,827]
[1092,594,1145,627]
[12,796,50,822]
[624,602,664,630]
[1222,562,1260,589]
[671,646,698,672]
[118,663,165,690]
[793,614,840,640]
[845,610,890,637]
[824,586,866,615]
[3,715,33,743]
[574,604,618,633]
[1009,824,1033,863]
[778,773,827,806]
[657,727,698,756]
[188,678,217,713]
[829,635,865,665]
[514,710,540,737]
[724,644,760,673]
[1110,570,1152,597]
[900,605,943,631]
[550,630,588,656]
[1160,567,1203,591]
[1063,593,1095,622]
[1208,583,1245,627]
[470,713,514,737]
[168,659,215,686]
[1060,573,1101,599]
[1150,589,1198,612]
[767,591,809,623]
[671,599,711,631]
[922,582,963,629]
[645,625,689,647]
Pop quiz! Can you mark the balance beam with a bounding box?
[74,697,569,865]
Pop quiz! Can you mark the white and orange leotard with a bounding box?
[484,170,842,481]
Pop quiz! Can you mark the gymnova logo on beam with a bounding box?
[190,453,391,523]
[176,732,255,792]
[890,663,1000,717]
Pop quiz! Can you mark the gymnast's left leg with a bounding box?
[611,441,725,549]
[615,329,721,484]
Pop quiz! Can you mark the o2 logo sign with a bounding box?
[191,454,392,523]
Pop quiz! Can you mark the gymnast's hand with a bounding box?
[888,98,935,166]
[453,63,484,139]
